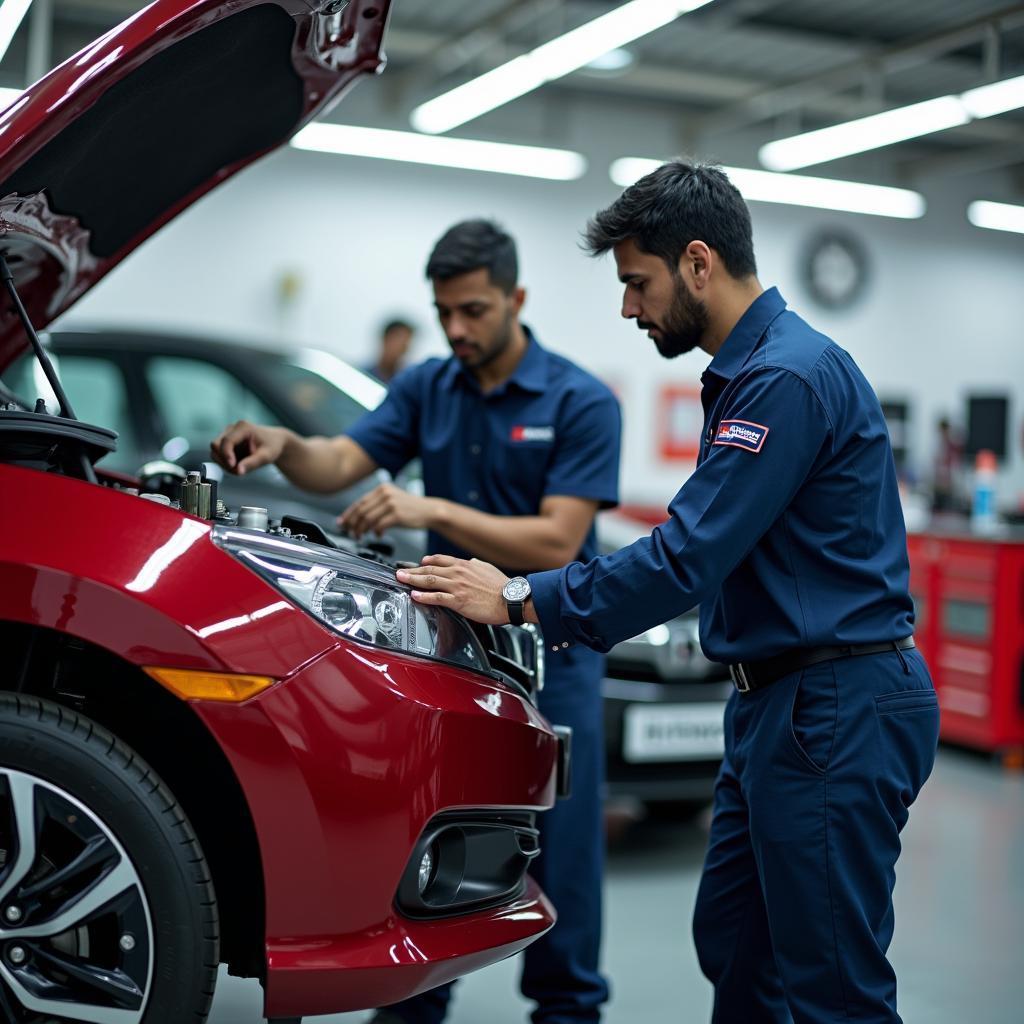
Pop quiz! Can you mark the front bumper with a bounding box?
[192,640,559,1017]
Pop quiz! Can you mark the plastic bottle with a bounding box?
[970,449,998,534]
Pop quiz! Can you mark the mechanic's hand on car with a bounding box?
[210,420,287,475]
[397,555,511,625]
[339,482,443,538]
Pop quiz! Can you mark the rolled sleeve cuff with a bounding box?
[528,568,574,652]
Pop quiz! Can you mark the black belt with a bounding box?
[729,637,916,694]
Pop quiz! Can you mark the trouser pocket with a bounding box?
[874,686,940,807]
[788,661,838,774]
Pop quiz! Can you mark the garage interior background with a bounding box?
[2,3,1024,1024]
[3,0,1023,506]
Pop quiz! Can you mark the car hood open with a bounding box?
[0,0,391,371]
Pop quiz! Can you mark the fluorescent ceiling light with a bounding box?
[0,0,33,63]
[967,200,1024,235]
[610,158,926,219]
[411,0,712,134]
[760,73,1024,172]
[585,48,635,72]
[291,123,587,181]
[961,73,1024,118]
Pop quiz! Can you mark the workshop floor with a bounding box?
[208,747,1024,1024]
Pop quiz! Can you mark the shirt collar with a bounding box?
[440,325,549,396]
[703,287,787,383]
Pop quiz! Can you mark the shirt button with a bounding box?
[561,642,569,649]
[551,645,560,652]
[470,444,482,455]
[468,490,479,501]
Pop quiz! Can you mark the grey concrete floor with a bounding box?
[208,747,1024,1024]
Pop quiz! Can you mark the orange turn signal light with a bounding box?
[143,667,276,703]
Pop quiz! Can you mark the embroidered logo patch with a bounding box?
[714,419,769,453]
[511,426,555,443]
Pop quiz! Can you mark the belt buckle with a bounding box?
[729,663,752,693]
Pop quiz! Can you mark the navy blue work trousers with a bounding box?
[384,651,610,1024]
[693,646,939,1023]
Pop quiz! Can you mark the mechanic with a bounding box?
[394,164,941,1024]
[364,315,416,385]
[210,219,619,1024]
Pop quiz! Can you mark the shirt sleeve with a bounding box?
[529,367,832,652]
[344,365,422,476]
[543,387,622,508]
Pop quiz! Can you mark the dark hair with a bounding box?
[426,219,518,293]
[584,160,757,279]
[381,318,414,337]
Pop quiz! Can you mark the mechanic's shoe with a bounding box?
[367,1013,407,1024]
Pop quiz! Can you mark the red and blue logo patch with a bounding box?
[714,419,769,453]
[510,425,555,443]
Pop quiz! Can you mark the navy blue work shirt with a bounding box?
[530,288,914,665]
[346,327,622,678]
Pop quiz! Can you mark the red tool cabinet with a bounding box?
[906,530,1024,754]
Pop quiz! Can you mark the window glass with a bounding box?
[145,356,280,451]
[2,352,141,471]
[269,360,370,436]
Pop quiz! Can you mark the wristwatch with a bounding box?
[502,576,532,626]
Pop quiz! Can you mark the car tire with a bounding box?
[0,693,219,1024]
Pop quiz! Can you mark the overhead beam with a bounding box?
[389,0,564,93]
[899,138,1024,181]
[699,2,1024,136]
[383,25,1023,149]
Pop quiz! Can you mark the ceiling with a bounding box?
[2,0,1022,192]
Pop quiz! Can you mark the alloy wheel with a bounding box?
[0,768,153,1024]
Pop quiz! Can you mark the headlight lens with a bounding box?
[213,528,488,674]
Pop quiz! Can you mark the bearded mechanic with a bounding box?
[398,163,941,1024]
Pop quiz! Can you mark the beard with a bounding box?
[455,307,515,369]
[640,276,709,359]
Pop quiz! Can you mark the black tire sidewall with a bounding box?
[0,696,218,1024]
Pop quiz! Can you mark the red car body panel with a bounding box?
[0,460,559,1015]
[198,650,555,1016]
[0,1,562,1014]
[261,885,554,1016]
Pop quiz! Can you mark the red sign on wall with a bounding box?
[658,385,703,462]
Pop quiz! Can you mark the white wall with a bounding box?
[64,93,1024,510]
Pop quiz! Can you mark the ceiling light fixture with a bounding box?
[0,0,33,64]
[411,0,713,135]
[291,123,587,181]
[759,73,1024,171]
[610,158,926,219]
[585,48,636,72]
[967,199,1024,235]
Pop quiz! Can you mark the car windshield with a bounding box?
[250,348,387,436]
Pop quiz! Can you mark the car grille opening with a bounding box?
[396,812,540,919]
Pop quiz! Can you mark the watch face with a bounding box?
[503,577,531,602]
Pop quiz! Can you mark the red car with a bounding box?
[0,2,563,1022]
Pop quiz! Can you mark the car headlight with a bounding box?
[213,527,488,674]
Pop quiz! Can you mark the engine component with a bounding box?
[236,506,269,531]
[179,471,215,519]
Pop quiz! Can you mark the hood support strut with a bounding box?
[0,251,96,483]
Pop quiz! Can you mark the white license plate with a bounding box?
[622,702,726,763]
